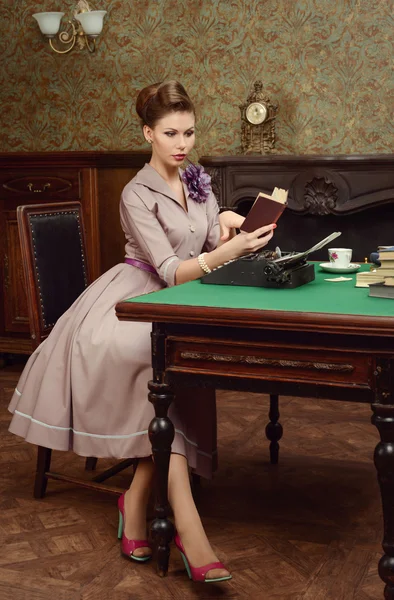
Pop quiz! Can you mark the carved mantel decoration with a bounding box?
[239,81,278,155]
[303,176,339,215]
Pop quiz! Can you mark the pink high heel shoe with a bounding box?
[117,493,152,562]
[174,532,232,583]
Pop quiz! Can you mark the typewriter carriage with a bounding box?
[201,232,341,289]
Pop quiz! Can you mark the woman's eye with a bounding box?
[186,131,195,137]
[165,132,175,137]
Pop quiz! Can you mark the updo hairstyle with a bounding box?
[136,80,195,128]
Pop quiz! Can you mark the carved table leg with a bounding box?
[148,380,175,577]
[372,359,394,599]
[265,394,283,464]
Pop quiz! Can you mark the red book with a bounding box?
[241,188,288,233]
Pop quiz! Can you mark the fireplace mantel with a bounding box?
[199,154,394,261]
[199,154,394,213]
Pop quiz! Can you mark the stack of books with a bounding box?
[356,247,394,288]
[355,270,385,288]
[376,248,394,276]
[369,277,394,299]
[370,245,394,266]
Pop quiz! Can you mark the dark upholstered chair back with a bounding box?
[18,202,90,349]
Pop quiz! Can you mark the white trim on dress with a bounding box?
[13,409,213,457]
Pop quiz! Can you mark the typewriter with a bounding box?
[201,232,342,289]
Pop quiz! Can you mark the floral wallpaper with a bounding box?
[1,0,393,155]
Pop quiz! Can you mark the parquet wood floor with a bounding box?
[0,363,383,599]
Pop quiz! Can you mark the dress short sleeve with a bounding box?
[120,187,182,287]
[202,190,220,252]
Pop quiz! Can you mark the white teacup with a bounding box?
[328,248,352,269]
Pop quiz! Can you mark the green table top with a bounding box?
[125,263,394,318]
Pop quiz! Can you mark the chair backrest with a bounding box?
[17,201,90,350]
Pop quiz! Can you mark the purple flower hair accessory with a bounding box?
[181,161,211,203]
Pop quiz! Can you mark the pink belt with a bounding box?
[125,257,157,275]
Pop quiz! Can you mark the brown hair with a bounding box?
[136,80,195,128]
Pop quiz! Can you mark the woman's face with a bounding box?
[144,111,195,168]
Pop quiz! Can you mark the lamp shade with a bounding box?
[33,12,64,37]
[75,11,107,36]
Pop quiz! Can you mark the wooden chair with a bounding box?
[17,201,134,498]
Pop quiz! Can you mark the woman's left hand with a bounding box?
[219,210,245,242]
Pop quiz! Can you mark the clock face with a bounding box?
[246,102,267,125]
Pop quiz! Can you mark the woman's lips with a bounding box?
[173,154,186,161]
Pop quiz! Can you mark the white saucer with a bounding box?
[319,262,361,274]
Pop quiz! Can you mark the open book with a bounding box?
[241,187,288,233]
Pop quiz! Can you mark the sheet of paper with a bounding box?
[324,277,353,282]
[274,231,342,264]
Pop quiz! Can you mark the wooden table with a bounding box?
[116,266,394,598]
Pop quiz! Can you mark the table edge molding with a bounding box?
[116,302,394,336]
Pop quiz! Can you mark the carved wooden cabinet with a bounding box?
[0,152,149,356]
[200,154,394,262]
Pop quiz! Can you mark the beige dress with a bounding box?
[8,164,220,478]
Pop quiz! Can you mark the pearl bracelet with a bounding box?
[197,253,212,274]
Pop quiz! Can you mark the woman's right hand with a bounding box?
[176,223,276,285]
[226,223,277,259]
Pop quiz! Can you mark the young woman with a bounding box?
[8,81,276,583]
